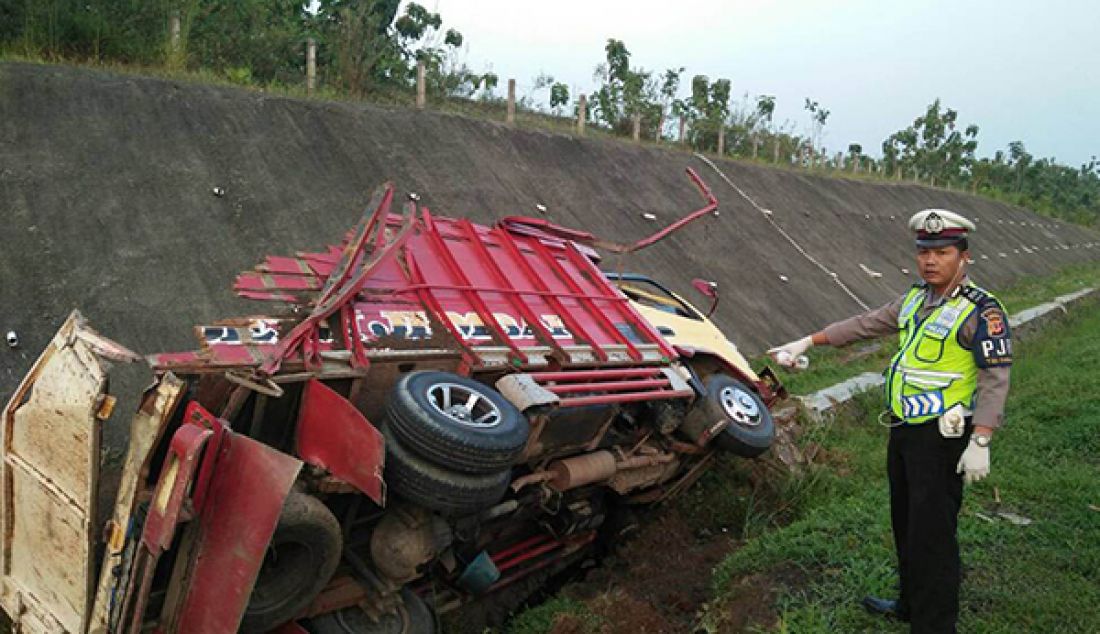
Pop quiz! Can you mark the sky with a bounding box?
[417,0,1099,165]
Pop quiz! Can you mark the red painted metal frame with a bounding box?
[490,223,612,362]
[557,390,693,408]
[543,378,670,394]
[419,207,528,365]
[525,236,643,362]
[524,366,690,407]
[527,367,663,382]
[259,189,417,376]
[295,378,385,505]
[457,218,563,355]
[157,171,720,377]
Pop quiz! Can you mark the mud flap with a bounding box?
[0,311,141,633]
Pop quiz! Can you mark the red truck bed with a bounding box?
[151,173,717,377]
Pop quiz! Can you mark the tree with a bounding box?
[590,39,660,138]
[803,98,830,161]
[882,100,978,187]
[684,75,731,152]
[848,143,863,171]
[756,95,776,125]
[549,82,569,114]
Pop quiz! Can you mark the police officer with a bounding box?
[769,209,1012,633]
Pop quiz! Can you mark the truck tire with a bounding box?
[240,489,343,633]
[686,374,775,458]
[387,371,528,474]
[382,424,511,516]
[308,588,435,633]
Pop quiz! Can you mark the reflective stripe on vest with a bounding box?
[886,285,982,424]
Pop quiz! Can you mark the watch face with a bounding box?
[974,435,991,447]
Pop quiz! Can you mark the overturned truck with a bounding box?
[1,170,785,633]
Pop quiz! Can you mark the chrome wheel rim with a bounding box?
[719,385,761,427]
[427,382,502,428]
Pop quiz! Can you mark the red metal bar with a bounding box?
[487,531,598,594]
[544,378,670,394]
[526,237,643,362]
[405,251,479,371]
[420,209,528,365]
[562,241,677,361]
[528,367,663,382]
[398,282,647,302]
[458,219,563,355]
[495,539,562,572]
[558,388,693,408]
[260,196,416,376]
[490,534,554,564]
[493,227,608,362]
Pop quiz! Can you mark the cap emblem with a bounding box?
[924,212,945,234]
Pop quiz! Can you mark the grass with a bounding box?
[758,260,1100,395]
[707,304,1100,633]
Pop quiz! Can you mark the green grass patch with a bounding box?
[708,306,1100,633]
[757,260,1100,395]
[504,596,604,634]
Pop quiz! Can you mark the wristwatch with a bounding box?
[972,434,992,448]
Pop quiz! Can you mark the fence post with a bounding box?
[752,136,759,159]
[773,139,780,163]
[168,11,182,68]
[577,94,587,136]
[632,113,641,142]
[416,60,426,110]
[506,79,516,125]
[306,38,317,97]
[679,116,686,144]
[835,151,843,170]
[717,126,725,155]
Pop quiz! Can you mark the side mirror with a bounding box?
[691,278,720,317]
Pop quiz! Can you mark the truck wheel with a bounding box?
[382,424,510,516]
[387,371,528,474]
[308,588,435,633]
[687,374,775,458]
[241,489,343,633]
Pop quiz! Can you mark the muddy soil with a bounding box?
[550,511,750,633]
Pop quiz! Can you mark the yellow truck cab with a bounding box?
[608,273,760,383]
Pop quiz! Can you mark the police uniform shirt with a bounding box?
[821,277,1012,429]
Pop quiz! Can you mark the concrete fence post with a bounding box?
[679,116,686,144]
[632,113,641,142]
[752,136,760,159]
[506,79,516,125]
[306,38,317,97]
[717,125,725,155]
[167,11,182,68]
[577,94,587,136]
[835,151,843,169]
[773,139,780,163]
[416,60,426,110]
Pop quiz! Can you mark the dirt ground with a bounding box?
[540,509,780,634]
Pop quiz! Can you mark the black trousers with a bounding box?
[887,419,971,634]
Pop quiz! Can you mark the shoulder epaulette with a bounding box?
[958,284,989,305]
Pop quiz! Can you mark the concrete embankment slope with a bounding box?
[2,62,1099,397]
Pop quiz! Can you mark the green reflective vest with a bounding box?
[886,284,986,424]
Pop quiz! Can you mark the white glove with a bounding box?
[768,336,813,368]
[956,439,990,484]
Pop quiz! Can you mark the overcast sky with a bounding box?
[422,0,1098,165]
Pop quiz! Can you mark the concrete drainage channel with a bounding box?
[798,288,1098,420]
